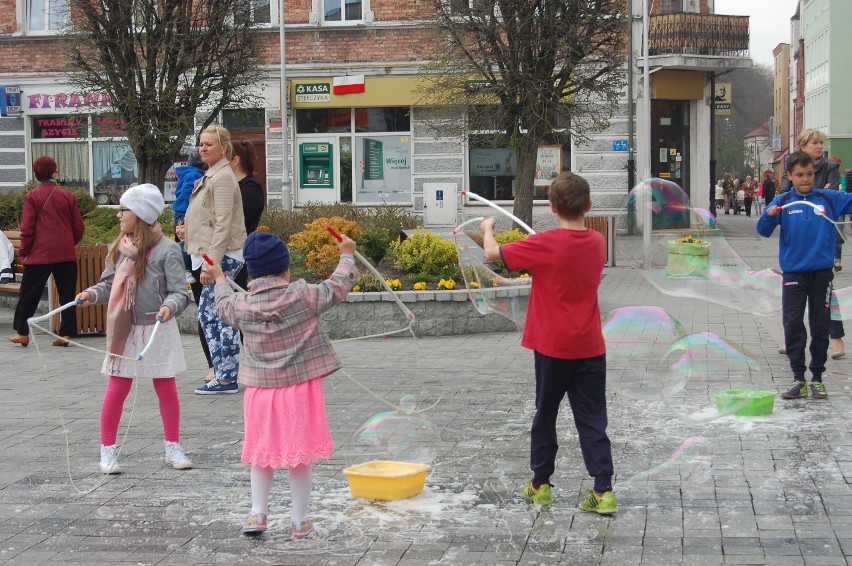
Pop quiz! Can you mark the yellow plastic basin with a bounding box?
[342,460,430,500]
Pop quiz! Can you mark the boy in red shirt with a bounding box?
[481,171,615,514]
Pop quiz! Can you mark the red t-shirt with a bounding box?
[500,227,605,359]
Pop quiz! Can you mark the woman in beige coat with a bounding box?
[178,125,247,394]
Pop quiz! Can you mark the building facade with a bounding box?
[772,42,791,179]
[0,0,749,226]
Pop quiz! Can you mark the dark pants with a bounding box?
[531,352,613,493]
[13,261,78,337]
[189,266,213,369]
[744,197,753,217]
[782,269,833,381]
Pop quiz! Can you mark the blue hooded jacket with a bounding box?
[173,165,204,216]
[757,188,852,273]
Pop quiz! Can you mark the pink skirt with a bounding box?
[241,379,333,469]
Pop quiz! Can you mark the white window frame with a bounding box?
[311,0,373,26]
[26,0,70,34]
[246,0,277,27]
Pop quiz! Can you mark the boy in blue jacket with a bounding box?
[757,151,852,399]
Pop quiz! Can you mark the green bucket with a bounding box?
[714,389,776,417]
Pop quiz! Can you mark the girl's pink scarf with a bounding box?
[106,224,163,368]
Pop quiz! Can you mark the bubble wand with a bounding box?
[779,199,849,244]
[461,190,536,234]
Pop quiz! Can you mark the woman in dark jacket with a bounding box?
[9,156,85,347]
[229,141,266,291]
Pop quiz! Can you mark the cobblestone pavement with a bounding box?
[2,213,852,565]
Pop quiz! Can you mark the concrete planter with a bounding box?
[2,288,529,340]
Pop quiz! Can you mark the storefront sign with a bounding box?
[93,115,128,137]
[32,116,86,138]
[713,82,732,116]
[356,136,412,204]
[0,86,22,117]
[27,92,112,110]
[294,83,331,103]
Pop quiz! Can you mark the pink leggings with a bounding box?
[100,376,180,445]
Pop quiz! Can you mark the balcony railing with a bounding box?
[649,13,749,58]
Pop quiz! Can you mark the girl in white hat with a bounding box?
[76,183,193,474]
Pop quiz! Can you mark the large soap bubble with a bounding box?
[617,179,782,316]
[656,332,764,424]
[454,229,530,330]
[345,395,439,466]
[621,435,712,484]
[604,306,687,400]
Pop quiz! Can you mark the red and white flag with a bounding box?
[333,75,366,95]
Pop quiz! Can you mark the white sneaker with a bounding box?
[100,444,122,474]
[185,270,196,285]
[164,441,193,470]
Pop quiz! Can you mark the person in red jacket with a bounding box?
[9,156,85,347]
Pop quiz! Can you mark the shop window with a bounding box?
[224,108,266,132]
[92,142,139,205]
[295,108,352,133]
[28,0,68,32]
[322,0,363,23]
[354,107,410,133]
[31,141,88,188]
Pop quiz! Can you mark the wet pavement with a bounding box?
[2,212,852,565]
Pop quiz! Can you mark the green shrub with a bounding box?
[79,206,174,246]
[495,228,529,245]
[355,273,385,292]
[359,229,391,265]
[0,189,26,230]
[390,229,458,275]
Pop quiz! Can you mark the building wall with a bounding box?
[773,43,790,154]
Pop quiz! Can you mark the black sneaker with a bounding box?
[780,381,807,399]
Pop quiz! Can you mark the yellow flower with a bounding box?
[385,278,402,291]
[470,281,479,288]
[676,234,706,244]
[491,277,501,287]
[438,278,456,290]
[413,281,428,290]
[352,284,362,292]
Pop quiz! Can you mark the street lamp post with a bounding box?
[279,0,292,210]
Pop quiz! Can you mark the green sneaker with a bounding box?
[810,381,827,399]
[521,480,552,505]
[780,381,807,399]
[579,489,617,515]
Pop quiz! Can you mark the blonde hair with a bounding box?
[202,125,233,160]
[797,128,826,149]
[108,219,158,281]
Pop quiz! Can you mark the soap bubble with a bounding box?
[604,306,687,400]
[656,332,763,424]
[621,436,712,485]
[455,231,530,330]
[616,179,782,316]
[345,395,439,465]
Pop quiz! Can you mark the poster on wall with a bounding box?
[355,135,412,204]
[534,145,562,187]
[470,148,517,177]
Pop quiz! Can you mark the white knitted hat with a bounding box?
[120,183,165,225]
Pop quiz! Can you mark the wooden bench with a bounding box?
[0,230,108,334]
[584,215,617,266]
[0,230,24,296]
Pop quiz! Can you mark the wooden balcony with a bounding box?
[649,13,749,58]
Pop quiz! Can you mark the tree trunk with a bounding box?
[138,158,173,193]
[512,137,539,228]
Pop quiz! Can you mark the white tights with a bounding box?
[250,464,312,524]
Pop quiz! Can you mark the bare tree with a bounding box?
[65,0,265,185]
[423,0,627,226]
